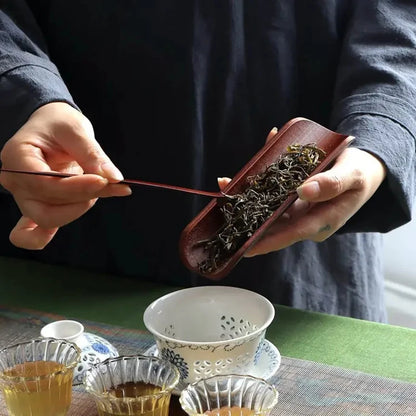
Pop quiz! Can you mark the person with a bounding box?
[0,1,415,322]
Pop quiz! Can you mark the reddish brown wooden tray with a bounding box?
[179,117,354,280]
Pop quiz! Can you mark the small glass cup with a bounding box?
[179,374,279,416]
[84,355,180,416]
[0,337,81,416]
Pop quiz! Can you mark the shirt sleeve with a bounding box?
[0,6,77,141]
[330,0,416,233]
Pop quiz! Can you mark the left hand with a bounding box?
[218,130,387,257]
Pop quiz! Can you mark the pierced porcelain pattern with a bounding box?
[163,315,259,342]
[219,315,258,339]
[145,339,281,394]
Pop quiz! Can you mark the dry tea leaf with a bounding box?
[197,143,326,274]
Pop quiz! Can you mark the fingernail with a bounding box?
[101,162,124,181]
[272,127,278,133]
[297,181,320,199]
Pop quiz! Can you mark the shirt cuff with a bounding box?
[0,64,79,141]
[330,94,416,232]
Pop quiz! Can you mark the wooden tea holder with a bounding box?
[179,117,355,280]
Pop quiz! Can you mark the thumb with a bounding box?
[265,127,278,142]
[296,149,355,202]
[58,115,123,182]
[217,177,231,190]
[37,103,124,182]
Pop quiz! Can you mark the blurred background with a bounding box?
[384,206,416,329]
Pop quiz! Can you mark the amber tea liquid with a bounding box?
[204,407,257,416]
[1,360,73,416]
[97,381,171,416]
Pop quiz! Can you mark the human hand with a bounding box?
[217,129,387,256]
[0,102,131,249]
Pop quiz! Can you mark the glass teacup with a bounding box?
[84,355,180,416]
[180,374,278,416]
[0,337,81,416]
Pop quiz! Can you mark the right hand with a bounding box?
[0,102,132,249]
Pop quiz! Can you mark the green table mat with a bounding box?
[0,256,415,382]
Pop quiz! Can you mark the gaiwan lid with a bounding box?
[179,117,354,280]
[40,320,119,385]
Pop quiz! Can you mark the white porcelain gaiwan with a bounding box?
[143,286,275,385]
[40,320,119,385]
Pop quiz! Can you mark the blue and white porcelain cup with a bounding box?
[40,320,119,384]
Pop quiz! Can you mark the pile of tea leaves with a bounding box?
[197,143,326,274]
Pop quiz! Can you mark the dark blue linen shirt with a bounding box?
[0,0,415,322]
